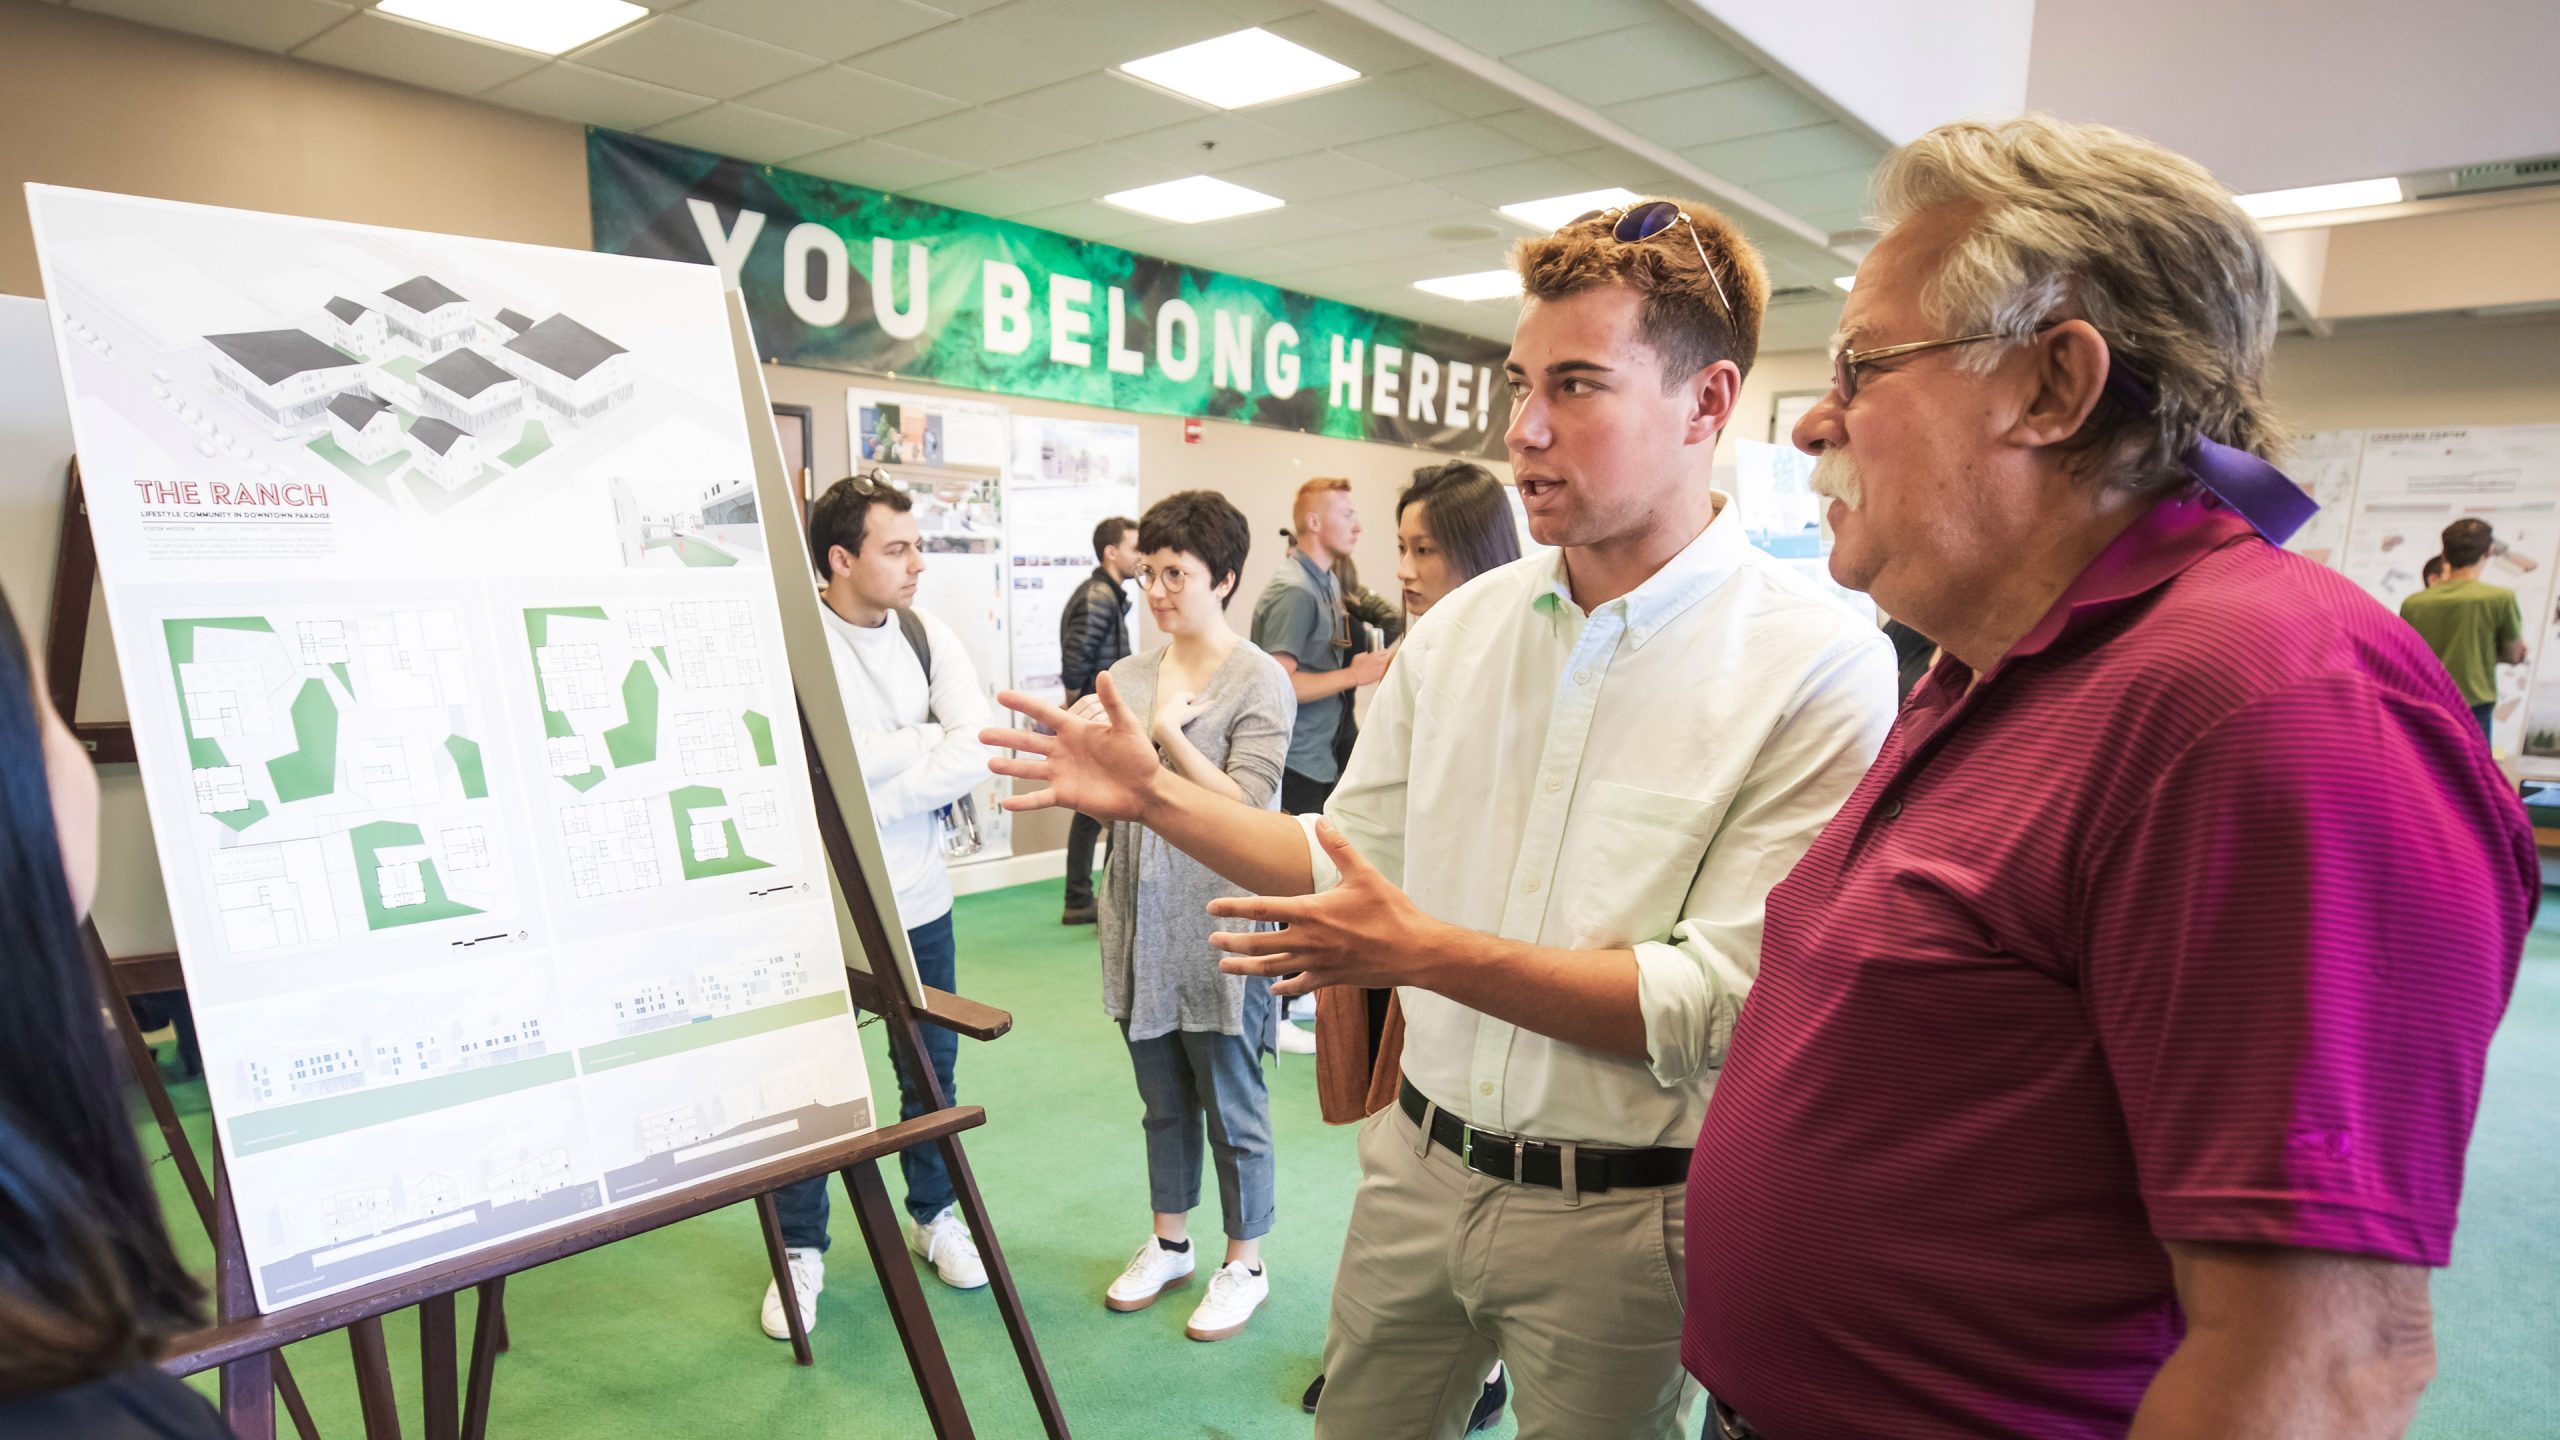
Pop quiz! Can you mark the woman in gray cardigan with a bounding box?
[1069,490,1294,1344]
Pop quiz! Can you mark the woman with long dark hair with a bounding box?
[0,585,220,1438]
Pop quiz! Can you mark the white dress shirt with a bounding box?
[1301,496,1896,1148]
[818,600,992,927]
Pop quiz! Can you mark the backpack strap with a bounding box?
[895,607,933,683]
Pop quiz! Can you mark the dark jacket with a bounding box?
[1059,566,1132,700]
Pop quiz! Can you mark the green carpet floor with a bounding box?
[144,879,2558,1438]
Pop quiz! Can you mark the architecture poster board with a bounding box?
[27,186,876,1311]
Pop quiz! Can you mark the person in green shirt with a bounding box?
[2400,517,2526,746]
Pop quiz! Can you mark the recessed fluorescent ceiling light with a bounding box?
[1104,177,1285,225]
[377,0,645,54]
[1497,188,1641,231]
[1833,276,1856,291]
[1414,271,1523,302]
[2236,177,2404,220]
[1119,28,1360,110]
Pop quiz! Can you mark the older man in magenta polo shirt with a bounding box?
[1684,116,2536,1440]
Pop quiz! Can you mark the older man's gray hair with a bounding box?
[1870,114,2287,492]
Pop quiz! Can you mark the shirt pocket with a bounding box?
[1565,780,1735,947]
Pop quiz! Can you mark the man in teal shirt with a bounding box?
[2401,517,2526,746]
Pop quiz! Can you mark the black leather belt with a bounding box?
[1398,1080,1689,1193]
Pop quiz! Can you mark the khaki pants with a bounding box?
[1315,1104,1699,1440]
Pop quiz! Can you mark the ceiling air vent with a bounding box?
[2406,154,2560,201]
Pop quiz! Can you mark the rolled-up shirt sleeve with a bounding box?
[1630,632,1896,1085]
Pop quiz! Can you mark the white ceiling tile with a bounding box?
[644,103,848,163]
[845,20,1091,103]
[1374,65,1518,120]
[71,0,351,52]
[787,138,975,192]
[1476,107,1600,154]
[740,65,966,136]
[571,15,821,99]
[877,106,1085,168]
[907,146,1182,214]
[1173,205,1361,247]
[675,0,957,62]
[1683,124,1882,186]
[1258,10,1428,75]
[1286,224,1453,266]
[1009,200,1162,241]
[852,0,1234,102]
[1379,0,1661,59]
[986,73,1215,143]
[1606,75,1831,151]
[1433,153,1619,206]
[1114,112,1315,170]
[920,0,1009,13]
[484,62,712,131]
[1341,120,1540,179]
[1214,149,1409,202]
[1251,82,1458,147]
[291,12,546,94]
[1200,0,1312,21]
[1742,167,1874,218]
[1504,20,1757,103]
[1304,183,1483,224]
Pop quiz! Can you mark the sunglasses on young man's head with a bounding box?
[1567,201,1733,318]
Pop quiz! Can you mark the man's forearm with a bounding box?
[2131,1247,2436,1440]
[1410,926,1648,1061]
[1286,665,1357,705]
[1137,768,1320,896]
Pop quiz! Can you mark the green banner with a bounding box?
[587,129,1513,460]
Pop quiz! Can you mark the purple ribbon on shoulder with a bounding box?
[2103,361,2318,545]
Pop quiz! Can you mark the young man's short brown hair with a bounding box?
[1510,199,1769,387]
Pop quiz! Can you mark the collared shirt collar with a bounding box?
[2002,485,2258,668]
[1532,492,1747,648]
[1291,548,1337,592]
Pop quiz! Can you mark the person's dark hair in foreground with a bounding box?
[0,585,222,1437]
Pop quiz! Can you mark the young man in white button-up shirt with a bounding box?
[988,202,1896,1439]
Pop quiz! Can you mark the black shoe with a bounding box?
[1467,1367,1506,1433]
[1300,1372,1324,1414]
[1061,904,1096,925]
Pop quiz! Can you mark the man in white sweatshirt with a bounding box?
[760,473,995,1340]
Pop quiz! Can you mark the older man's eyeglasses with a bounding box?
[1827,332,2009,407]
[1568,201,1733,318]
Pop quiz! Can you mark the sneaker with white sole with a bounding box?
[1274,1020,1318,1054]
[909,1206,989,1290]
[1184,1260,1268,1341]
[759,1246,823,1341]
[1104,1237,1196,1312]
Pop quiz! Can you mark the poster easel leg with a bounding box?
[755,1190,816,1365]
[348,1317,402,1440]
[843,1158,974,1440]
[420,1293,460,1440]
[463,1280,504,1440]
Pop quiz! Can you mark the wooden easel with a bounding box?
[46,463,1071,1439]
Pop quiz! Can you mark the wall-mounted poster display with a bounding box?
[26,185,874,1311]
[845,386,1013,863]
[2280,430,2365,568]
[1734,439,1870,619]
[2339,427,2560,759]
[1006,417,1140,702]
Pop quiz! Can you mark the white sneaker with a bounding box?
[1104,1237,1196,1312]
[1274,1020,1318,1054]
[759,1246,823,1340]
[1184,1260,1269,1342]
[909,1206,989,1290]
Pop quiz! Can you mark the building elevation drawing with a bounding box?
[28,186,875,1312]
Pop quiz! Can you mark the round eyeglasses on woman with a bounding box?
[1134,563,1201,594]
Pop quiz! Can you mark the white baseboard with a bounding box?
[949,847,1065,897]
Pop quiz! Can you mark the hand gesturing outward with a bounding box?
[1207,820,1445,999]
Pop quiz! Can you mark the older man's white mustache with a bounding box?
[1810,452,1862,513]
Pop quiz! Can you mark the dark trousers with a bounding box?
[1063,810,1103,910]
[2473,700,2496,748]
[1280,768,1337,818]
[775,910,958,1246]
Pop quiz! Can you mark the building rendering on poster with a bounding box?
[27,185,875,1311]
[1007,417,1141,702]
